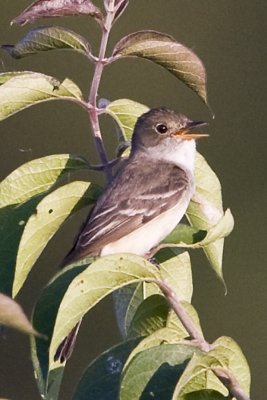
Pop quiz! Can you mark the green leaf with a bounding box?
[0,293,43,337]
[13,180,100,297]
[49,255,160,365]
[127,294,170,338]
[0,154,96,295]
[106,99,149,142]
[0,71,32,85]
[0,154,90,207]
[113,281,160,338]
[120,343,201,400]
[124,327,188,372]
[0,72,83,121]
[0,199,40,295]
[12,0,104,26]
[2,26,91,59]
[163,224,206,246]
[186,152,233,286]
[167,302,203,337]
[114,251,192,338]
[189,209,234,248]
[31,264,87,399]
[162,210,234,250]
[73,339,141,400]
[159,252,193,302]
[113,31,207,104]
[172,354,227,399]
[172,336,250,399]
[211,336,251,394]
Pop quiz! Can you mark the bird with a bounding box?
[54,107,208,362]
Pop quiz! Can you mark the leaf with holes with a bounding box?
[12,181,100,297]
[49,255,160,365]
[0,154,90,207]
[0,71,83,121]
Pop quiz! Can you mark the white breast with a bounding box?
[100,186,193,256]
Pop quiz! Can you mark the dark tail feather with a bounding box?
[54,319,82,363]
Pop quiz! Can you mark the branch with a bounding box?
[157,278,211,352]
[86,156,122,171]
[87,0,117,182]
[157,279,252,399]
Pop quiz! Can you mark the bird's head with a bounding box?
[131,107,208,153]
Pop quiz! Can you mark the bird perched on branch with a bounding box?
[55,107,208,362]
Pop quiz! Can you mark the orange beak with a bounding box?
[174,121,209,140]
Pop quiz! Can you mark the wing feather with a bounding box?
[62,156,191,265]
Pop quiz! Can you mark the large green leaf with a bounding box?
[31,264,87,399]
[112,31,207,105]
[0,154,95,296]
[12,180,100,297]
[49,255,160,365]
[0,154,90,207]
[120,343,201,400]
[172,336,250,399]
[113,282,159,338]
[2,26,91,59]
[73,339,141,400]
[114,251,192,338]
[123,327,187,371]
[0,71,83,121]
[159,251,193,302]
[186,153,232,286]
[124,300,203,372]
[0,293,42,337]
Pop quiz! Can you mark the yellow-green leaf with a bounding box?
[0,71,83,121]
[0,154,89,207]
[49,254,160,366]
[12,181,100,296]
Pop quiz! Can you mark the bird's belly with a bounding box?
[100,199,190,257]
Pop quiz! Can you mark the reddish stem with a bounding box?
[87,1,116,182]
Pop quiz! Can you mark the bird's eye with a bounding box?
[156,123,168,134]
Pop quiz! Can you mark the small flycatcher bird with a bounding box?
[55,107,208,362]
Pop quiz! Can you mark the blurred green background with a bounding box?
[0,1,266,399]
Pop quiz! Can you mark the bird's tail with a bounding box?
[54,319,82,363]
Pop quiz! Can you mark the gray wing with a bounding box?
[62,157,191,265]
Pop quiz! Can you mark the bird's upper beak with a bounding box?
[174,120,209,140]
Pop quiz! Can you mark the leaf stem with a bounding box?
[212,367,252,400]
[88,1,116,182]
[157,278,211,352]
